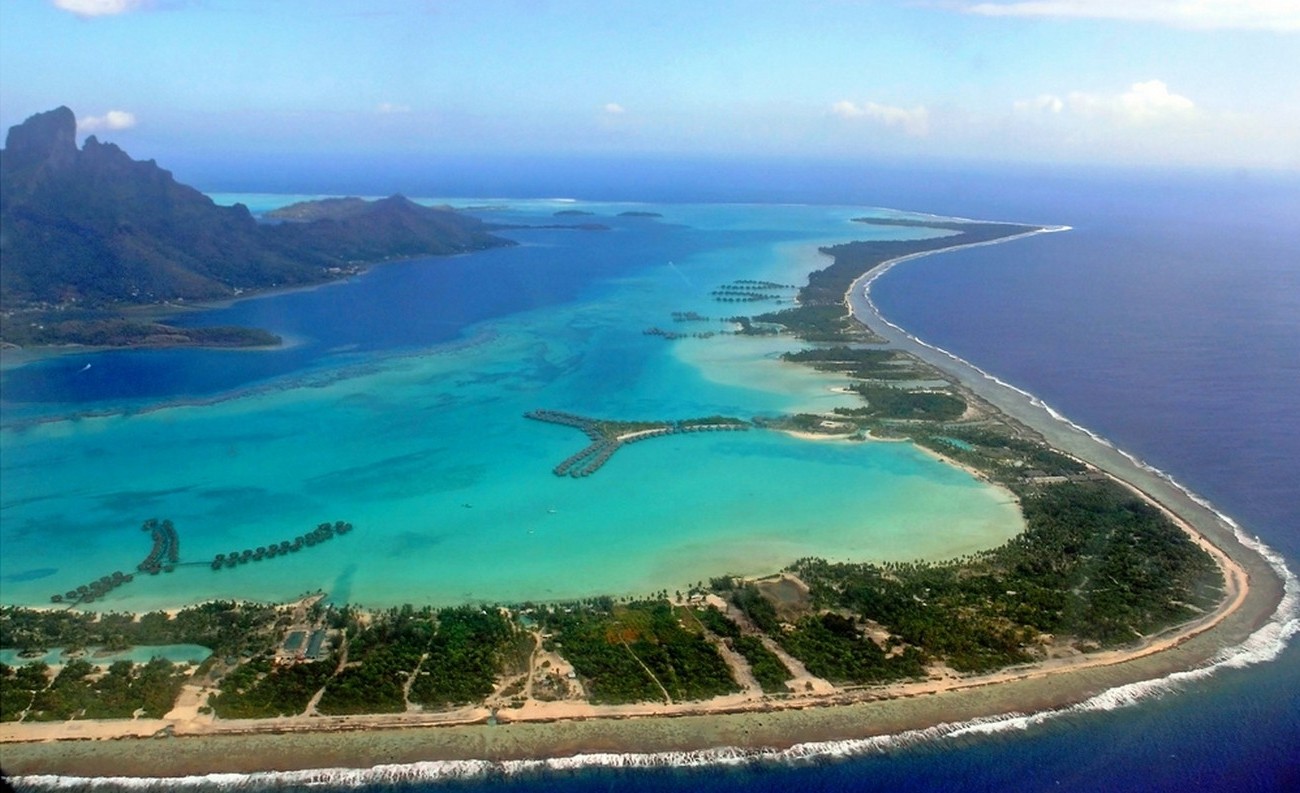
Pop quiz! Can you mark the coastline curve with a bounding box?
[846,222,1298,708]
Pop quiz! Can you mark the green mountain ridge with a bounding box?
[0,107,512,347]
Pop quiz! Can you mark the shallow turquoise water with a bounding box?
[0,644,211,668]
[0,200,1023,611]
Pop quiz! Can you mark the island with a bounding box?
[0,203,1284,781]
[0,108,513,351]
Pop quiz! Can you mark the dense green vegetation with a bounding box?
[678,415,750,428]
[3,657,188,722]
[686,603,791,693]
[740,223,1038,440]
[730,585,781,634]
[0,662,50,721]
[790,480,1222,672]
[408,606,516,708]
[693,605,741,639]
[782,346,895,364]
[779,613,926,684]
[311,604,517,715]
[317,607,432,715]
[0,601,278,658]
[209,657,335,719]
[750,304,863,341]
[908,424,1087,481]
[780,346,920,380]
[713,244,1227,682]
[730,635,793,693]
[541,600,739,704]
[0,316,281,349]
[24,659,98,721]
[838,386,967,421]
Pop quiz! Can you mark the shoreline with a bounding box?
[2,220,1293,782]
[0,241,505,373]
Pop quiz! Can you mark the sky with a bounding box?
[1,0,1298,173]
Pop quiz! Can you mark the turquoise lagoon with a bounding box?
[0,200,1023,611]
[0,645,211,668]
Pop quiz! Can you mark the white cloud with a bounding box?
[1016,80,1196,123]
[376,102,411,114]
[831,100,864,119]
[78,110,138,133]
[831,100,930,136]
[998,79,1241,166]
[1117,79,1195,119]
[1013,94,1065,114]
[603,103,627,114]
[53,0,146,17]
[958,1,1300,32]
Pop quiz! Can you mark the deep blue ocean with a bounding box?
[5,159,1297,791]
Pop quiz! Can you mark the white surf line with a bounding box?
[846,221,1299,697]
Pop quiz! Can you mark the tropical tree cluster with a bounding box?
[789,480,1222,672]
[2,657,188,722]
[540,600,740,705]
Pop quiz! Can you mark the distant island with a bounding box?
[0,107,513,350]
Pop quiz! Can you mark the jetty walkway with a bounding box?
[524,409,749,478]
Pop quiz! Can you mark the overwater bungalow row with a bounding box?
[209,521,355,572]
[50,570,133,604]
[675,424,749,434]
[554,451,597,476]
[525,410,592,428]
[711,287,782,295]
[643,327,692,339]
[137,518,180,572]
[715,294,784,302]
[553,441,612,476]
[573,446,619,477]
[730,279,796,289]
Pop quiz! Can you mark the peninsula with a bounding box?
[0,211,1284,781]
